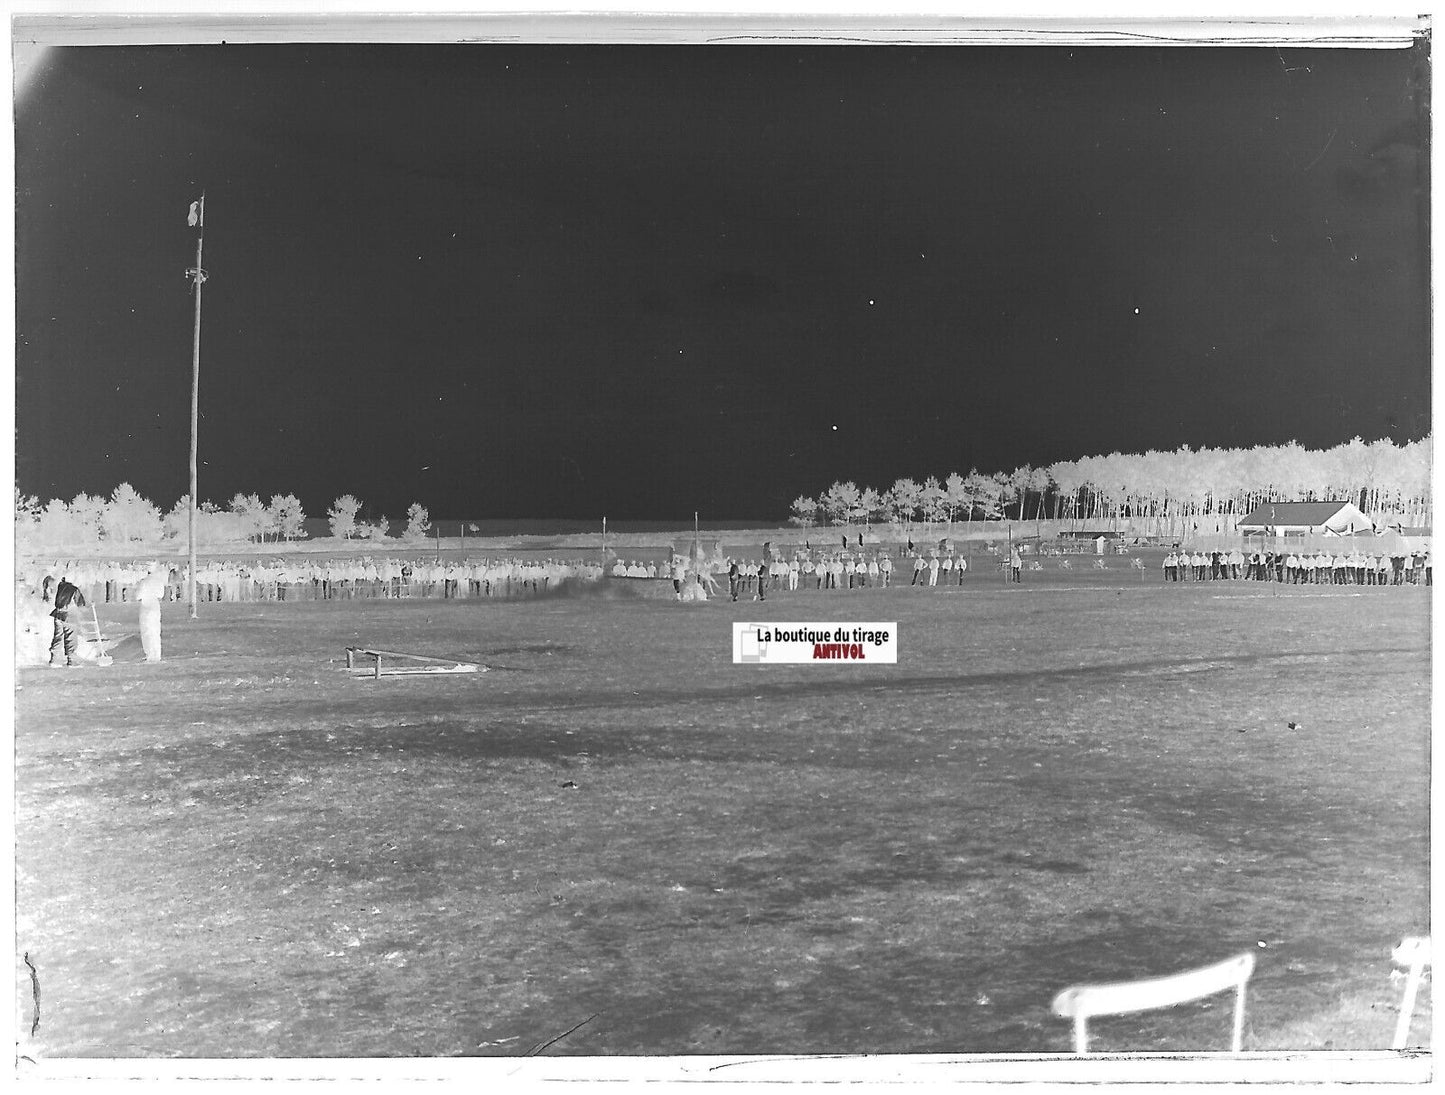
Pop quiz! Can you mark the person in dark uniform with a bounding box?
[728,558,741,602]
[756,557,769,602]
[48,575,88,667]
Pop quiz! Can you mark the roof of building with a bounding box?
[1237,501,1364,527]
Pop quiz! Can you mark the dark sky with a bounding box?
[15,42,1430,520]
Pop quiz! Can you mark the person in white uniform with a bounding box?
[135,562,169,662]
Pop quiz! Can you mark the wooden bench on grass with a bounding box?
[345,646,482,679]
[1051,951,1256,1054]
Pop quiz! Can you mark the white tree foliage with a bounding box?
[788,495,819,528]
[269,494,307,541]
[797,436,1432,536]
[404,502,430,541]
[101,483,164,544]
[229,492,267,542]
[327,494,362,540]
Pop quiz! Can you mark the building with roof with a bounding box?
[1235,501,1375,537]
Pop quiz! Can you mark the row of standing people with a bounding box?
[1163,548,1431,585]
[731,552,900,598]
[20,557,609,605]
[720,550,990,599]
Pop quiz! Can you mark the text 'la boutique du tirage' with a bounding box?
[732,622,898,665]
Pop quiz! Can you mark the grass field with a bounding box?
[13,561,1431,1060]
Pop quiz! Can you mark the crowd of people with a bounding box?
[16,556,609,606]
[708,548,989,600]
[14,554,617,666]
[14,539,1430,665]
[1161,546,1431,585]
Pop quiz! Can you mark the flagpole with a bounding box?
[187,193,207,619]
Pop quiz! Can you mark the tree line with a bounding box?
[14,486,434,551]
[14,434,1433,552]
[790,436,1433,536]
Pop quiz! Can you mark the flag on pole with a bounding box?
[188,197,204,228]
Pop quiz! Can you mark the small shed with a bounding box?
[1236,501,1375,537]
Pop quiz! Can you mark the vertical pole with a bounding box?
[188,194,205,619]
[1231,981,1247,1053]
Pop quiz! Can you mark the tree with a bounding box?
[788,495,819,529]
[102,483,163,544]
[357,517,391,541]
[1027,466,1052,523]
[962,470,1001,522]
[943,472,968,524]
[404,502,431,541]
[15,488,40,525]
[918,477,947,528]
[1047,460,1081,522]
[163,496,190,542]
[269,494,307,541]
[887,478,922,528]
[14,489,41,547]
[819,481,861,526]
[994,470,1020,524]
[1006,465,1035,521]
[34,498,74,548]
[328,494,362,540]
[857,486,884,532]
[68,492,107,545]
[981,472,1009,520]
[229,492,267,542]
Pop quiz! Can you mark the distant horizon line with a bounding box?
[319,516,781,526]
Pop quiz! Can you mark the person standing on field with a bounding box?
[1009,546,1022,583]
[135,562,167,662]
[48,575,88,667]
